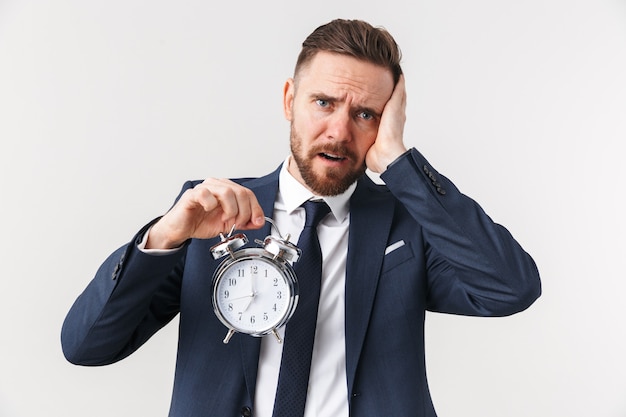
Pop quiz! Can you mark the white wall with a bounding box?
[1,1,625,416]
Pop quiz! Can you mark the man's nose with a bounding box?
[325,110,352,142]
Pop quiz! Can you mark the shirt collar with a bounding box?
[277,155,355,222]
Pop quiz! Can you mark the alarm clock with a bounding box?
[210,220,301,344]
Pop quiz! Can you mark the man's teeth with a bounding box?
[322,153,344,160]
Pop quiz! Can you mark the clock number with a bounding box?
[228,278,237,286]
[251,265,258,274]
[263,313,268,321]
[273,278,278,286]
[224,290,229,299]
[227,303,233,311]
[272,303,277,312]
[237,269,245,278]
[276,291,282,300]
[238,312,243,321]
[250,315,256,324]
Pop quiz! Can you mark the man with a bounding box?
[62,19,541,417]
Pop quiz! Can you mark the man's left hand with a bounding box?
[366,74,408,173]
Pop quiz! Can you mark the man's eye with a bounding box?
[316,99,329,107]
[358,111,374,120]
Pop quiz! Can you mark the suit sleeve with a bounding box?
[61,183,196,366]
[380,148,541,316]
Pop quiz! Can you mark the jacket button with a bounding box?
[241,406,252,417]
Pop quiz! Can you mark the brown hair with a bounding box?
[295,19,403,84]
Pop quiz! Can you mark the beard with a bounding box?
[289,123,366,196]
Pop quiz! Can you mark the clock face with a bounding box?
[213,254,297,335]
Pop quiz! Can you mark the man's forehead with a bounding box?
[295,52,394,103]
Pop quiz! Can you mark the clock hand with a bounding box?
[250,267,258,297]
[228,293,255,302]
[240,266,259,313]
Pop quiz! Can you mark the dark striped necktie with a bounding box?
[271,200,331,417]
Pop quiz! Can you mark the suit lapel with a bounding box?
[345,176,395,395]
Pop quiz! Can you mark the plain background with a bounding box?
[1,0,625,416]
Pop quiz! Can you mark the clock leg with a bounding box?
[271,328,283,344]
[223,328,236,344]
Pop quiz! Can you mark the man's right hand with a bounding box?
[145,178,266,250]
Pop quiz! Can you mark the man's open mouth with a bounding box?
[320,152,346,161]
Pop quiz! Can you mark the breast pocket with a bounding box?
[381,240,415,273]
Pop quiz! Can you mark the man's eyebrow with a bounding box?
[309,92,337,102]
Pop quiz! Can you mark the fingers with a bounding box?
[393,74,406,106]
[385,74,406,124]
[147,179,264,249]
[366,75,408,173]
[197,178,265,230]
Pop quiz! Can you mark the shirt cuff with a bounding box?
[385,148,414,171]
[137,226,185,255]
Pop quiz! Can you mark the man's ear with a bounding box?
[283,78,295,121]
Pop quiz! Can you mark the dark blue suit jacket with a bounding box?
[62,149,541,417]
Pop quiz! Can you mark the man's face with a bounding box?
[283,51,395,196]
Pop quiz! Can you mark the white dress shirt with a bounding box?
[254,157,354,417]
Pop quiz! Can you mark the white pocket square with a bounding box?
[384,240,405,255]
